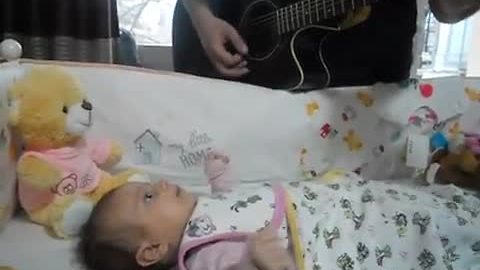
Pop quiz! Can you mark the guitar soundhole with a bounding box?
[239,1,280,60]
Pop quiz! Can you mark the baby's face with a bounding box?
[104,181,197,256]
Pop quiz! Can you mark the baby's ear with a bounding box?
[136,241,168,267]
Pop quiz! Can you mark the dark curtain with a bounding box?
[0,0,121,63]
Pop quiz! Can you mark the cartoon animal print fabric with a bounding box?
[186,215,217,237]
[286,173,480,270]
[299,80,471,181]
[300,89,382,179]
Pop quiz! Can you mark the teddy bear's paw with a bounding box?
[127,173,152,184]
[60,199,94,237]
[102,141,124,168]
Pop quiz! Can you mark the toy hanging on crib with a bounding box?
[425,132,480,190]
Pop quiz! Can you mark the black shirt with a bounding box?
[172,0,417,88]
[323,0,418,86]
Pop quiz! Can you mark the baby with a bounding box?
[77,154,480,270]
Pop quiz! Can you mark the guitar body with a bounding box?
[172,0,416,91]
[238,24,333,90]
[225,0,371,90]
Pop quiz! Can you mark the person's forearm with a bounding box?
[429,0,480,23]
[181,0,214,25]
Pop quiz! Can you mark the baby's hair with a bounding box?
[76,187,169,270]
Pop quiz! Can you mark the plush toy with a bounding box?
[426,132,480,190]
[7,67,139,238]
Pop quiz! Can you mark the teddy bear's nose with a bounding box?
[81,100,92,111]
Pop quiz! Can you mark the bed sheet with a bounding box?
[0,215,77,269]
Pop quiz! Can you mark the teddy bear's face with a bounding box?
[8,68,93,150]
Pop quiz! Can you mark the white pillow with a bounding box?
[0,62,27,231]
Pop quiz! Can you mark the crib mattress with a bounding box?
[0,215,77,269]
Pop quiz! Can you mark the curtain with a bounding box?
[0,0,121,63]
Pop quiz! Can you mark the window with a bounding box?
[419,9,475,76]
[117,0,176,46]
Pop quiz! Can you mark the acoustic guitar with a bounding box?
[173,0,383,91]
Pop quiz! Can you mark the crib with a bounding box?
[0,39,479,270]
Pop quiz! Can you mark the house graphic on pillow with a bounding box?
[134,129,163,165]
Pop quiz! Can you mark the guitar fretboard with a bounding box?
[274,0,378,34]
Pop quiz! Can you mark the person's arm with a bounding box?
[179,0,249,78]
[429,0,480,23]
[181,0,213,26]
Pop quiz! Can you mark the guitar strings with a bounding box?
[248,0,358,29]
[249,0,338,25]
[248,5,338,35]
[250,0,369,26]
[249,0,345,28]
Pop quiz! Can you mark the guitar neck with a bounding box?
[276,0,378,34]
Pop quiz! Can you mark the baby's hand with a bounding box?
[248,226,296,270]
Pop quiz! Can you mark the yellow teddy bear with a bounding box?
[8,67,141,238]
